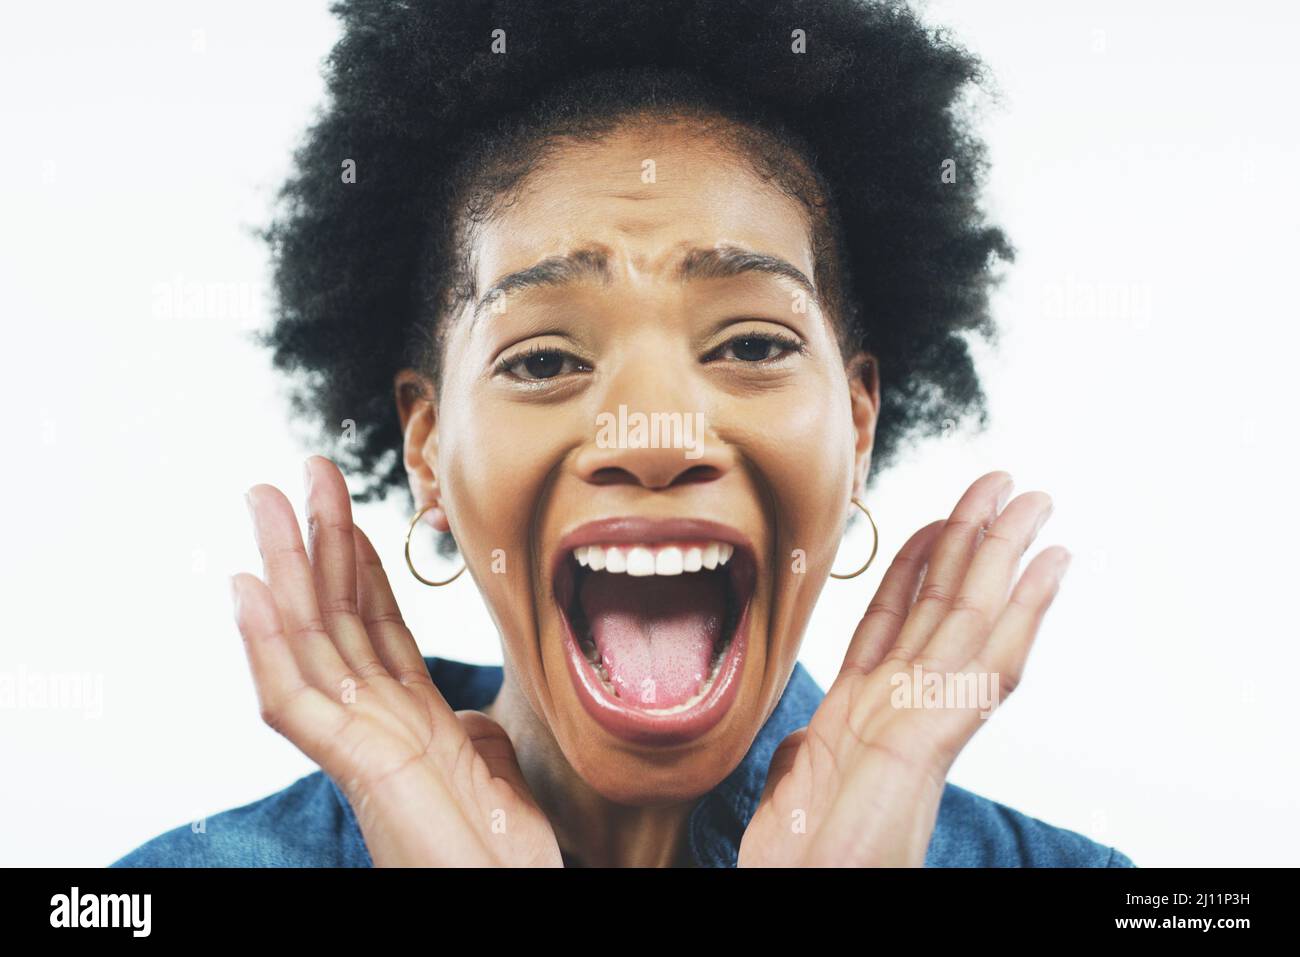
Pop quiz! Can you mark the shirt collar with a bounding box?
[684,661,825,866]
[333,656,826,867]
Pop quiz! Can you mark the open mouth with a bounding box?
[552,520,756,745]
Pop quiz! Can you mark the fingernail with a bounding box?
[303,457,314,495]
[1033,500,1054,536]
[1053,549,1073,583]
[228,575,242,616]
[244,489,262,551]
[996,476,1014,511]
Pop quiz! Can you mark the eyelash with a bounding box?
[703,331,807,364]
[495,330,806,383]
[494,342,592,382]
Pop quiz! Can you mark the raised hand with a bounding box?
[231,455,562,866]
[738,471,1068,866]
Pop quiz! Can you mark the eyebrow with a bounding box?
[471,243,818,322]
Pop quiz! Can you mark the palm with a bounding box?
[233,456,562,867]
[739,663,961,866]
[302,666,561,868]
[740,471,1069,867]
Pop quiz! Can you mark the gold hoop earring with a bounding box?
[405,504,465,587]
[829,497,879,580]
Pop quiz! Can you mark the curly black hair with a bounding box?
[258,0,1013,517]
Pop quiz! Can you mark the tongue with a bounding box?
[578,571,726,710]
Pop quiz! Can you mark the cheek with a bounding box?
[435,394,571,636]
[438,399,557,554]
[730,383,855,555]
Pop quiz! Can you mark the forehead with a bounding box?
[468,121,817,299]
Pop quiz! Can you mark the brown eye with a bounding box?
[730,336,777,361]
[522,352,565,378]
[500,347,590,382]
[709,331,804,364]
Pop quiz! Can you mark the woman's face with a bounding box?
[398,118,878,804]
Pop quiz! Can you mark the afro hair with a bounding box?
[258,0,1013,513]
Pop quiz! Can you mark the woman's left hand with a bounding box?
[737,471,1069,867]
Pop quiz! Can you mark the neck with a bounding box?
[483,661,697,868]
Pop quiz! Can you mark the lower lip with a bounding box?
[560,597,750,747]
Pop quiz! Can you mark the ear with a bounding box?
[393,368,451,533]
[845,351,880,501]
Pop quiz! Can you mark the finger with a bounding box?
[303,455,385,675]
[353,524,459,725]
[457,710,542,809]
[967,545,1072,701]
[757,727,807,808]
[914,491,1054,671]
[837,520,946,682]
[246,483,353,693]
[230,571,350,769]
[919,547,1069,762]
[888,470,1014,663]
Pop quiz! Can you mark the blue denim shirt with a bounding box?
[111,656,1136,867]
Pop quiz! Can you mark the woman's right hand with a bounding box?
[230,455,563,867]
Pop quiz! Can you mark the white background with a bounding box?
[2,1,1296,867]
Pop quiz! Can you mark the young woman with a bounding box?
[112,0,1135,868]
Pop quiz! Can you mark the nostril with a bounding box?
[588,464,721,488]
[588,466,639,487]
[672,465,722,486]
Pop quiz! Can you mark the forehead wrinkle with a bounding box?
[471,240,819,325]
[676,243,818,300]
[473,244,612,322]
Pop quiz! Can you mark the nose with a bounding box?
[572,373,734,491]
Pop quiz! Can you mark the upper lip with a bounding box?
[552,516,755,582]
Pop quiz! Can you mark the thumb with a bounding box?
[758,727,808,807]
[455,710,539,805]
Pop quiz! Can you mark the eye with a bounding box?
[707,331,805,364]
[496,345,590,382]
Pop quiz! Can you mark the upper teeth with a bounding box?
[573,542,735,576]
